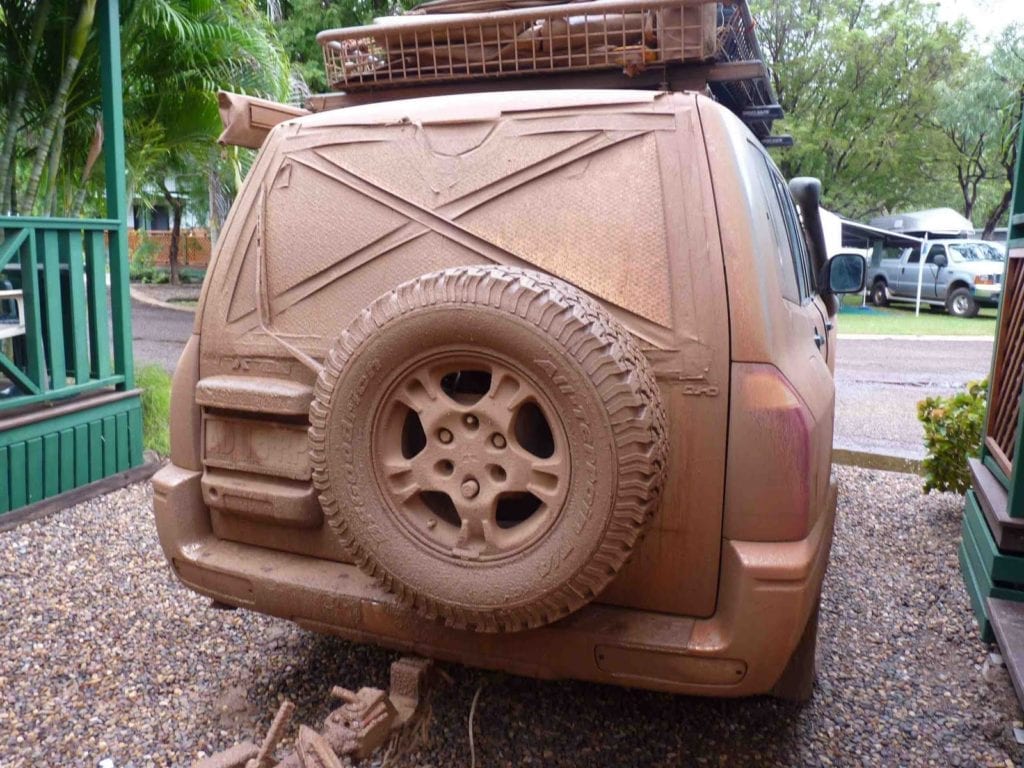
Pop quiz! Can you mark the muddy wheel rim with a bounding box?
[953,295,969,314]
[373,352,570,562]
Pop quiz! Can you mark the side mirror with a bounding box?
[933,253,948,269]
[824,253,866,294]
[789,177,829,276]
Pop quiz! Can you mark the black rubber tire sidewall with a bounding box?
[946,288,979,318]
[871,281,888,307]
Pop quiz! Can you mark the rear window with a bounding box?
[747,141,808,304]
[767,166,814,300]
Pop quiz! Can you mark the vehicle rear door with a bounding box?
[747,146,836,543]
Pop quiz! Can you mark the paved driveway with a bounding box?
[834,337,993,459]
[131,300,194,373]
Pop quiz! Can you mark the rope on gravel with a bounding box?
[378,733,397,768]
[468,682,484,768]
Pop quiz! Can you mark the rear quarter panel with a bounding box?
[697,97,835,543]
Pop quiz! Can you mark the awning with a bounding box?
[840,219,923,249]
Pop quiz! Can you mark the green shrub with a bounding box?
[917,379,988,495]
[136,266,206,285]
[136,364,172,456]
[179,266,207,284]
[130,233,161,284]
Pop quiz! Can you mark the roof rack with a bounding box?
[708,0,784,142]
[318,0,718,89]
[313,0,786,143]
[218,4,788,148]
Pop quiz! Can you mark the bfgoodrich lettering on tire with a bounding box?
[308,266,669,632]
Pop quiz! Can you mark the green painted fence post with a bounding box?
[980,110,1024,514]
[98,0,134,391]
[1003,118,1024,519]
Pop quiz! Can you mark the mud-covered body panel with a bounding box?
[194,90,730,618]
[157,89,837,696]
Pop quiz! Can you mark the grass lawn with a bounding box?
[835,295,998,336]
[136,364,171,455]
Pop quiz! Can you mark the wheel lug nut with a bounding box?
[426,519,437,529]
[438,429,453,444]
[461,479,480,499]
[464,414,478,429]
[491,434,506,449]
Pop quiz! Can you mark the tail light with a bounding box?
[723,364,813,542]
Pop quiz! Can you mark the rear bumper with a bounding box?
[153,464,837,697]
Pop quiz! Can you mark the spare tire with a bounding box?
[308,266,668,632]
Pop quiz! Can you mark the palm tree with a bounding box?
[0,0,289,269]
[119,0,289,281]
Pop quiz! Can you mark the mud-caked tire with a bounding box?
[308,266,669,632]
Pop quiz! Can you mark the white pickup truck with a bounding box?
[867,240,1005,317]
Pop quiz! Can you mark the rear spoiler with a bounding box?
[217,91,310,149]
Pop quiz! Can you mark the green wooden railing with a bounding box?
[0,1,142,516]
[0,216,134,411]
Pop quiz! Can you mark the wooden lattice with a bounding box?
[988,251,1024,475]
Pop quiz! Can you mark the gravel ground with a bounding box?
[1,466,1022,768]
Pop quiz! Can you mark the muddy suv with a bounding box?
[153,89,865,700]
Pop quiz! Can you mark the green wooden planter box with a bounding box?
[960,491,1024,642]
[0,391,142,513]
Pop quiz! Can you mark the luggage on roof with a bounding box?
[316,0,720,91]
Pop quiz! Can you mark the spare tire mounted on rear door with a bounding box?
[308,266,669,632]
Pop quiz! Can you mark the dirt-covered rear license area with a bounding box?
[1,465,1020,767]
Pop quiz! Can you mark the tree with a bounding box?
[0,0,289,282]
[22,0,95,212]
[751,0,968,219]
[119,1,289,281]
[272,0,414,94]
[933,24,1024,237]
[0,0,52,213]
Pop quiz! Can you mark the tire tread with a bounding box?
[308,266,669,632]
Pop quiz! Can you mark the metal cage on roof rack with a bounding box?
[318,0,719,90]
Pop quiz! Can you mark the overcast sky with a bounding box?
[933,0,1021,43]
